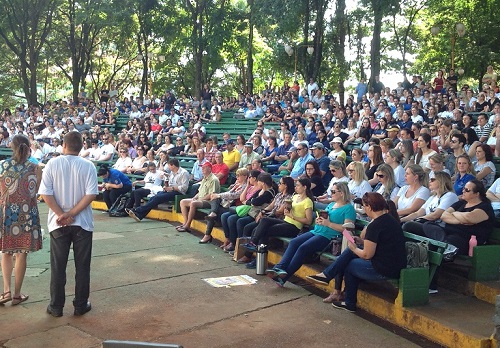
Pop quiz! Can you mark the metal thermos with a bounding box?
[256,244,268,275]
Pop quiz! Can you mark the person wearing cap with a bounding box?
[177,161,220,232]
[308,142,329,185]
[328,137,347,162]
[277,146,298,176]
[223,139,241,172]
[267,132,293,173]
[239,142,260,169]
[386,125,400,147]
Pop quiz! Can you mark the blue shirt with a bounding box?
[454,173,475,195]
[104,168,132,186]
[316,155,332,187]
[311,202,356,239]
[290,153,314,179]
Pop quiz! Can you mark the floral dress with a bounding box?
[0,158,41,253]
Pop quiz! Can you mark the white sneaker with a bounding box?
[428,289,438,294]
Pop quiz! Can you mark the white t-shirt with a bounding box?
[415,150,437,170]
[421,191,458,215]
[375,184,400,200]
[143,170,165,195]
[348,179,372,199]
[113,157,132,171]
[488,177,500,210]
[99,143,115,161]
[326,176,349,196]
[393,165,406,187]
[396,185,430,210]
[38,155,98,233]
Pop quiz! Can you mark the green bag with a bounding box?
[236,205,251,217]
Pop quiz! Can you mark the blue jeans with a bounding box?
[323,249,386,307]
[50,226,93,311]
[275,232,330,283]
[134,191,181,220]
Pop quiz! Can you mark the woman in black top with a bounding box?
[304,160,325,197]
[306,192,406,312]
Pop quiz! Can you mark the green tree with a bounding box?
[0,0,60,105]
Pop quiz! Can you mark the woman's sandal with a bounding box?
[11,294,29,306]
[0,291,12,304]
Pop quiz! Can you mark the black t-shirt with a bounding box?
[100,89,110,103]
[446,200,494,244]
[365,213,407,279]
[309,175,325,197]
[365,162,382,181]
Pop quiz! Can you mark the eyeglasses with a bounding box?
[331,190,339,194]
[463,188,473,193]
[376,174,385,178]
[119,151,127,153]
[430,128,437,132]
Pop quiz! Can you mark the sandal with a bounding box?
[12,294,29,306]
[176,226,189,232]
[0,291,11,304]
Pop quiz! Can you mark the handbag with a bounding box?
[236,205,251,217]
[248,203,269,218]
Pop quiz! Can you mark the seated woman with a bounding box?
[422,179,494,291]
[236,176,297,266]
[453,154,476,196]
[372,164,399,200]
[306,192,406,312]
[97,165,133,210]
[487,176,500,218]
[220,171,267,252]
[200,168,249,244]
[266,182,356,287]
[473,144,496,188]
[113,147,133,173]
[315,160,349,209]
[394,164,430,219]
[346,161,372,200]
[304,160,325,197]
[126,146,147,175]
[401,171,458,234]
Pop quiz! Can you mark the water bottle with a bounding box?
[256,244,268,275]
[468,235,477,257]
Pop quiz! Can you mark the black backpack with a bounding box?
[109,193,131,217]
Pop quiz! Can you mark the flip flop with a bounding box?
[0,291,11,304]
[11,294,28,306]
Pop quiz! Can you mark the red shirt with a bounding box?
[212,163,229,185]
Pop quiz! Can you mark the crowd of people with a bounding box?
[1,67,499,313]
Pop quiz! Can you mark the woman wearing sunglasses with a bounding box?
[401,172,458,235]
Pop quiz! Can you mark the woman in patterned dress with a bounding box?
[0,134,42,305]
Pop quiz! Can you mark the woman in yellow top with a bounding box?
[242,178,314,253]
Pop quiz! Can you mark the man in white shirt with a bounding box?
[39,131,98,317]
[307,78,319,97]
[96,135,114,161]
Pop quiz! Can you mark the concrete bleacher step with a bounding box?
[91,201,499,348]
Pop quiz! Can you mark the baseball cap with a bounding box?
[310,142,325,150]
[225,139,235,145]
[286,146,297,153]
[388,126,400,132]
[244,142,253,147]
[330,137,343,144]
[202,162,212,168]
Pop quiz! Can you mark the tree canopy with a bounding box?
[0,0,497,106]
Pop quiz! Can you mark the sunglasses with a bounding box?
[330,190,339,194]
[119,151,127,153]
[376,174,385,178]
[429,178,436,182]
[330,168,337,172]
[348,169,355,173]
[450,140,458,144]
[463,188,473,193]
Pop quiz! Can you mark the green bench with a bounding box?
[272,225,447,307]
[0,147,13,159]
[454,227,500,281]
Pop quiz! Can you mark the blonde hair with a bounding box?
[348,161,367,184]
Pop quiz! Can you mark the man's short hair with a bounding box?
[63,131,83,152]
[168,158,180,168]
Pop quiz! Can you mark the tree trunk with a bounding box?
[335,0,347,105]
[246,0,254,95]
[370,0,383,90]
